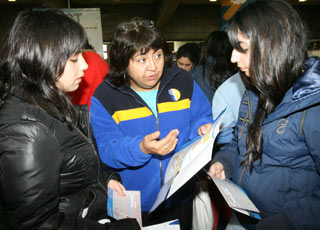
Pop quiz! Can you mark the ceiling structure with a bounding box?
[1,0,320,42]
[1,0,319,30]
[1,0,319,5]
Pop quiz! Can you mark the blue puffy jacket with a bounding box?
[214,57,320,230]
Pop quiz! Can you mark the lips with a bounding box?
[239,67,247,72]
[147,74,158,81]
[75,78,82,83]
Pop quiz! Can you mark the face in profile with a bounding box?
[177,56,193,72]
[127,48,164,91]
[231,30,250,77]
[56,53,88,92]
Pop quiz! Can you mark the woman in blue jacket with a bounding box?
[209,1,320,229]
[90,17,213,229]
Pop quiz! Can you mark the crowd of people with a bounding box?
[0,0,319,230]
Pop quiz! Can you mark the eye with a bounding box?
[70,58,78,63]
[240,44,249,53]
[235,47,248,54]
[69,53,80,63]
[137,58,145,63]
[241,48,248,53]
[154,52,162,59]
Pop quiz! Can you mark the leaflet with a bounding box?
[141,219,180,230]
[150,109,225,212]
[107,189,143,227]
[208,175,261,220]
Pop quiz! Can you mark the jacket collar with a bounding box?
[292,57,320,100]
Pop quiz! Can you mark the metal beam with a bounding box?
[155,0,180,29]
[41,0,68,8]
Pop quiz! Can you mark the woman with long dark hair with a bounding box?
[0,9,140,230]
[209,1,320,229]
[191,30,237,102]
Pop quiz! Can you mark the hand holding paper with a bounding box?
[208,162,225,180]
[107,189,143,227]
[150,109,226,212]
[207,174,261,220]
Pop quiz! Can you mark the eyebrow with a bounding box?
[133,53,143,58]
[239,39,249,45]
[133,48,162,58]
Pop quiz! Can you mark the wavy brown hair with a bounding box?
[108,17,172,88]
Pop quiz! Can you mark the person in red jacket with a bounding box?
[69,43,109,107]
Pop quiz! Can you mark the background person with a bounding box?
[0,9,140,230]
[192,30,237,103]
[209,1,320,229]
[68,41,109,108]
[176,42,201,73]
[211,72,244,147]
[90,17,213,229]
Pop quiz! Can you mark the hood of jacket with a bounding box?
[263,57,320,124]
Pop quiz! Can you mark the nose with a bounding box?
[148,57,157,71]
[79,53,88,72]
[231,49,240,64]
[181,65,188,71]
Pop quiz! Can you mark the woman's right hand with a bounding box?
[208,162,225,180]
[139,129,179,155]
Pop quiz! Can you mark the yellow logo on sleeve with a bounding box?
[168,88,181,101]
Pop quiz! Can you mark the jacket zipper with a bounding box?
[239,90,252,185]
[73,110,104,187]
[69,110,107,218]
[116,77,174,188]
[156,117,164,186]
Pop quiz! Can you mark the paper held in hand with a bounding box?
[141,219,180,230]
[208,175,261,220]
[150,109,225,213]
[107,189,143,227]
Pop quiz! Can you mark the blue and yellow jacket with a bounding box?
[90,63,213,211]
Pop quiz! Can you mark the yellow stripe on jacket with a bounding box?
[112,99,191,124]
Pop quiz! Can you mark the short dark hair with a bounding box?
[176,43,201,65]
[108,17,172,87]
[0,9,87,126]
[227,0,308,172]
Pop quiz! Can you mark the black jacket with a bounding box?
[0,93,139,230]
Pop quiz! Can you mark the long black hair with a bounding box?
[108,17,172,87]
[0,9,87,126]
[227,0,308,172]
[200,30,237,89]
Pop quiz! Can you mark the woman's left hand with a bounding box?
[198,123,213,135]
[108,179,126,197]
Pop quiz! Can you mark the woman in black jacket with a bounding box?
[0,9,140,230]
